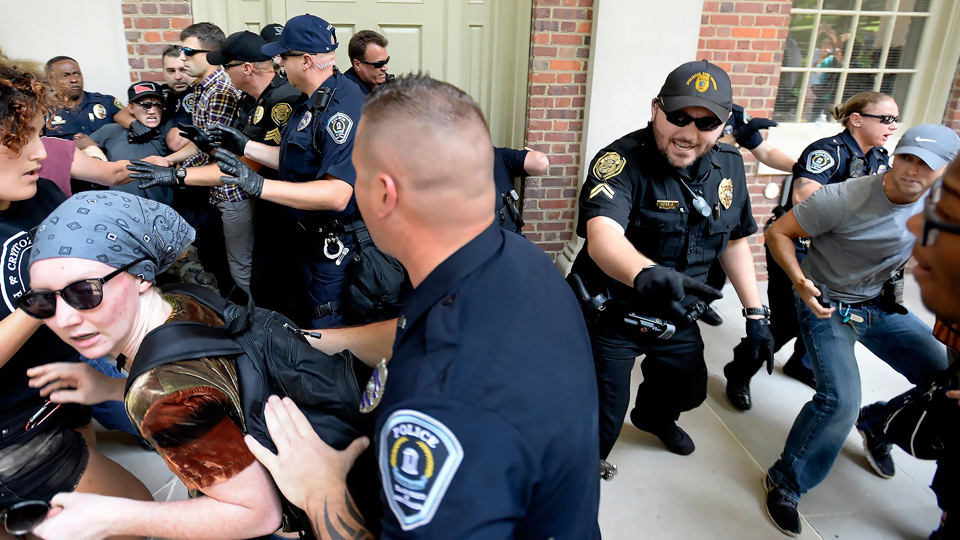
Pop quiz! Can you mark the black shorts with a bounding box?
[0,405,92,505]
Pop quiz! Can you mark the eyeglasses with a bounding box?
[222,62,245,70]
[181,47,210,57]
[857,112,900,125]
[18,256,150,319]
[655,98,725,132]
[133,101,163,111]
[1,500,50,538]
[359,56,390,69]
[921,177,960,246]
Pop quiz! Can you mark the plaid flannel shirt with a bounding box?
[183,70,245,203]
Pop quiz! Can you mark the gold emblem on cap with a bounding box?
[686,72,718,94]
[719,178,734,210]
[93,104,107,120]
[592,151,626,181]
[271,102,293,125]
[252,105,264,125]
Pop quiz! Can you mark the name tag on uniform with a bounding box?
[657,200,679,210]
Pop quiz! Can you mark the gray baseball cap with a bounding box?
[894,124,960,170]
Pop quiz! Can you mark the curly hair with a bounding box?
[0,65,48,155]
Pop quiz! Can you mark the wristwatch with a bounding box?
[174,166,187,186]
[743,306,771,318]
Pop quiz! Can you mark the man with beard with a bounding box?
[570,60,773,465]
[43,56,126,141]
[160,45,197,152]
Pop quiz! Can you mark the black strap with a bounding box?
[314,300,341,319]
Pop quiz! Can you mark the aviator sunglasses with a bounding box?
[18,256,150,319]
[655,98,724,132]
[1,500,50,539]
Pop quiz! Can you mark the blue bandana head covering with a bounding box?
[29,191,195,281]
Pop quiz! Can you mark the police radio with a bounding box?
[676,177,711,217]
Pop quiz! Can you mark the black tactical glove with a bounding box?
[733,117,777,148]
[744,318,776,375]
[177,123,218,155]
[633,266,723,321]
[216,149,264,197]
[127,160,177,189]
[127,120,155,142]
[210,124,251,156]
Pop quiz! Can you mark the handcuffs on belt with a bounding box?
[323,234,350,265]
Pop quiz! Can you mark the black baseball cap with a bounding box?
[208,31,271,65]
[128,81,163,102]
[262,14,338,57]
[261,23,284,43]
[658,60,733,120]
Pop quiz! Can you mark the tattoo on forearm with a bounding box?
[311,490,374,540]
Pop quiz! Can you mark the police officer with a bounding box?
[243,73,601,540]
[208,14,368,329]
[723,91,899,410]
[344,30,391,96]
[43,56,125,140]
[571,60,774,459]
[493,146,549,234]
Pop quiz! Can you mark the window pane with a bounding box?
[842,71,879,101]
[851,16,885,69]
[881,72,912,113]
[814,15,854,67]
[886,16,927,69]
[861,0,896,11]
[804,71,841,122]
[900,0,931,12]
[823,0,857,10]
[793,0,820,8]
[786,13,818,68]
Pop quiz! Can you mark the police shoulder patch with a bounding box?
[271,102,293,126]
[113,98,125,110]
[326,112,354,144]
[380,409,463,531]
[592,151,626,181]
[805,149,836,175]
[183,93,196,113]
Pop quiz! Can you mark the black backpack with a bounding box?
[124,283,380,536]
[342,221,406,324]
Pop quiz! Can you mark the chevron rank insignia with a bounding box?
[589,183,616,201]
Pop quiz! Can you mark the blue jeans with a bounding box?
[767,294,947,501]
[84,356,140,438]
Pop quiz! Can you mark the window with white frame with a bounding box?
[773,0,931,123]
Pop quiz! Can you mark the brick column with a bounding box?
[943,58,960,132]
[522,0,594,260]
[697,0,793,279]
[121,0,194,84]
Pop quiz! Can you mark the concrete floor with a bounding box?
[97,278,943,539]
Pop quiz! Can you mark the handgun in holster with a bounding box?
[566,274,676,339]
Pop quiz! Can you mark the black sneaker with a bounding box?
[783,356,816,389]
[763,476,801,536]
[723,362,752,411]
[858,418,895,479]
[700,305,723,326]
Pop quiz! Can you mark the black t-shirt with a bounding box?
[0,180,81,441]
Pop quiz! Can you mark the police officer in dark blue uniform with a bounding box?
[243,73,601,540]
[571,61,774,460]
[492,146,549,234]
[723,91,898,410]
[208,14,368,328]
[43,56,124,140]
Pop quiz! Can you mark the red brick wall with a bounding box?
[698,0,793,279]
[521,0,594,260]
[121,0,194,84]
[944,58,960,132]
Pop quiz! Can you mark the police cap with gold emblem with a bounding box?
[208,31,272,65]
[658,60,733,120]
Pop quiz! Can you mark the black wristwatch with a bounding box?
[174,166,187,186]
[743,306,771,318]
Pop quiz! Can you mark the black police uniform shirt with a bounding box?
[791,128,890,192]
[0,179,81,439]
[342,66,372,96]
[278,71,365,225]
[572,124,758,292]
[44,91,123,139]
[376,224,600,539]
[160,83,196,127]
[492,147,528,234]
[722,104,763,150]
[235,74,300,148]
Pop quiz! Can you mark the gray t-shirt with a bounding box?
[795,172,924,303]
[90,122,174,207]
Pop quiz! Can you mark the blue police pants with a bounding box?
[303,232,357,329]
[767,294,946,502]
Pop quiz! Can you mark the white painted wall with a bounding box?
[1,0,131,103]
[556,0,706,271]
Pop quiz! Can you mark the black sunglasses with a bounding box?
[656,98,725,132]
[359,56,390,69]
[921,177,960,246]
[181,47,210,57]
[222,62,245,70]
[18,256,151,319]
[858,112,900,125]
[277,50,316,59]
[133,101,163,111]
[1,500,50,538]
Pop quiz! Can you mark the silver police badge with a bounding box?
[297,111,312,132]
[380,410,463,531]
[93,104,107,120]
[326,112,353,144]
[359,358,388,413]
